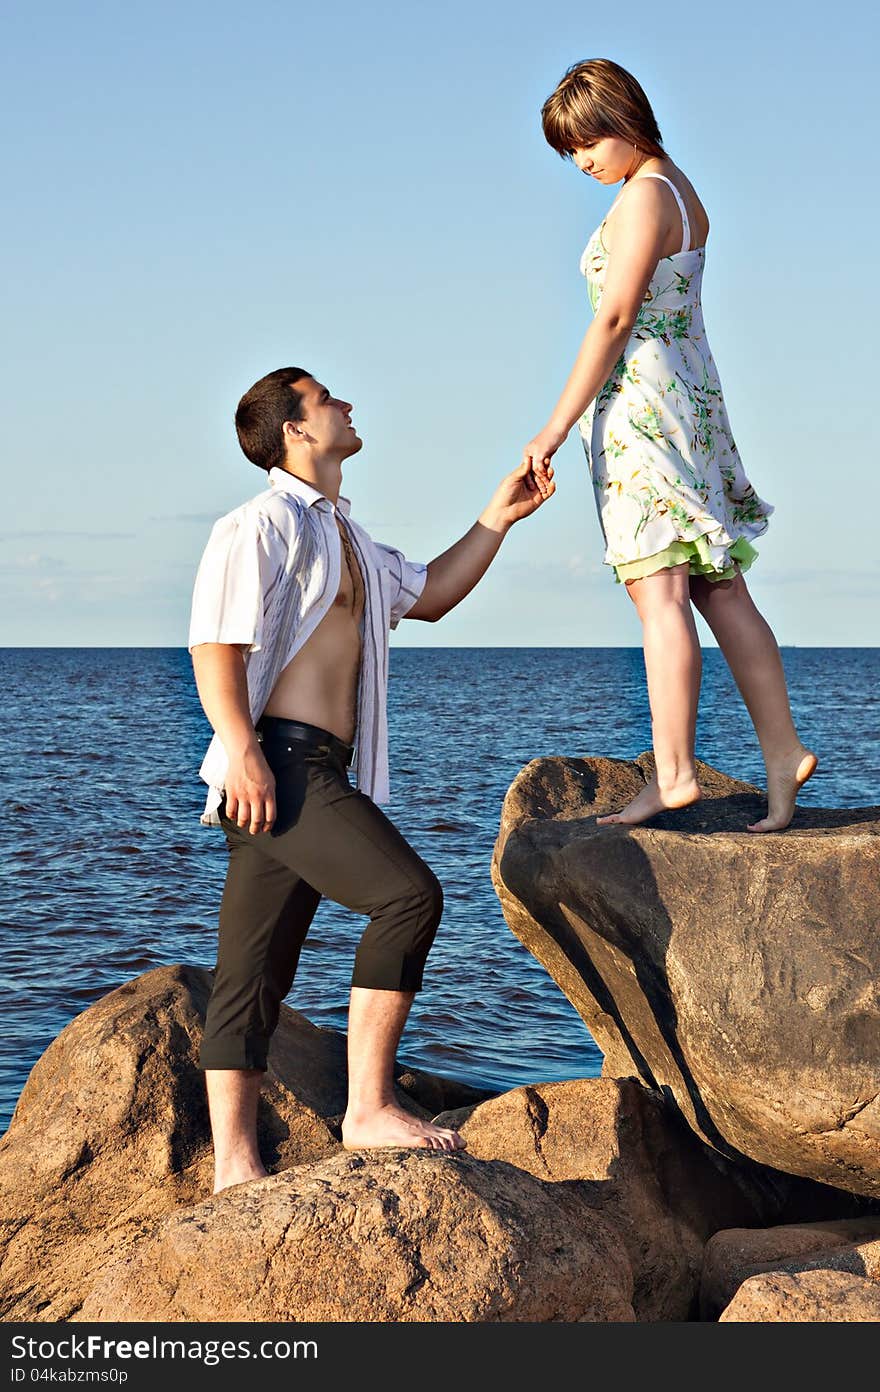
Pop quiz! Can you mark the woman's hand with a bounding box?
[522,423,567,480]
[481,458,556,531]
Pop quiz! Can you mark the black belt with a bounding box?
[257,716,354,767]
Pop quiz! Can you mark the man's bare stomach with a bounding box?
[262,603,361,746]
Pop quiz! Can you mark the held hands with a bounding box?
[482,457,556,531]
[522,423,568,490]
[224,743,276,835]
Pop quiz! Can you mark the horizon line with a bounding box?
[1,644,878,653]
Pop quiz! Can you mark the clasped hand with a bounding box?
[483,456,556,529]
[522,423,568,489]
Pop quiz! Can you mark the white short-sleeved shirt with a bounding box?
[188,466,427,823]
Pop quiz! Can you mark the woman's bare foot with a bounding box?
[596,773,702,827]
[747,747,818,833]
[342,1103,466,1153]
[213,1160,269,1194]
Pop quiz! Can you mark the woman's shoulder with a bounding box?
[602,177,671,245]
[609,166,710,249]
[613,173,676,215]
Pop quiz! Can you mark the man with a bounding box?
[189,366,554,1192]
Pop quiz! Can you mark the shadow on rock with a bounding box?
[493,751,880,1202]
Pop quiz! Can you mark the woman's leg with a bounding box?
[598,562,702,825]
[689,569,817,831]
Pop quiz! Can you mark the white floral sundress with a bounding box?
[578,172,772,580]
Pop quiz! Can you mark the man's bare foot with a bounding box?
[596,773,701,827]
[213,1160,268,1195]
[747,747,818,833]
[342,1103,466,1152]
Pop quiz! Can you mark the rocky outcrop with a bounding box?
[434,1076,765,1321]
[76,1151,635,1323]
[492,753,880,1198]
[0,965,487,1322]
[701,1217,880,1319]
[2,954,877,1324]
[434,1077,875,1322]
[719,1270,880,1322]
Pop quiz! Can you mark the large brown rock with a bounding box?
[701,1217,880,1318]
[0,965,488,1321]
[492,753,880,1198]
[434,1077,874,1322]
[719,1269,880,1322]
[434,1076,761,1321]
[76,1151,635,1323]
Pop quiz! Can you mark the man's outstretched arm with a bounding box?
[191,642,276,835]
[405,460,555,622]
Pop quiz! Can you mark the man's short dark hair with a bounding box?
[235,368,312,472]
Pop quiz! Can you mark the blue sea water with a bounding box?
[2,646,878,1134]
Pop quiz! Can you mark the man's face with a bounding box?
[295,377,362,458]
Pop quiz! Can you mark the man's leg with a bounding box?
[342,987,464,1151]
[252,748,464,1151]
[201,825,322,1192]
[204,1069,266,1192]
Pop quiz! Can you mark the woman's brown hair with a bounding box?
[541,58,664,159]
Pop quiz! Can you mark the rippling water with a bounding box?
[2,646,878,1132]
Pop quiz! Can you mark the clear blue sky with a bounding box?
[3,0,878,646]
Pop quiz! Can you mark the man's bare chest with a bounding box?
[334,521,365,622]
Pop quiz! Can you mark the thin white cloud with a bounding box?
[0,554,70,572]
[502,553,607,583]
[0,531,136,541]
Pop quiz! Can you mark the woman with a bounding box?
[524,58,816,831]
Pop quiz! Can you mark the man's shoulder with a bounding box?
[209,483,308,540]
[254,485,310,537]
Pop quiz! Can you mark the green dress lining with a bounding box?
[613,534,758,584]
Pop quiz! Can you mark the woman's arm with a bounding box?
[523,178,672,469]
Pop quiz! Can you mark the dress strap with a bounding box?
[636,173,691,253]
[604,188,626,221]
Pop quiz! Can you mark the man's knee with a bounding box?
[351,860,444,993]
[419,867,444,930]
[395,863,443,949]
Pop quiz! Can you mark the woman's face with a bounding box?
[570,136,640,184]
